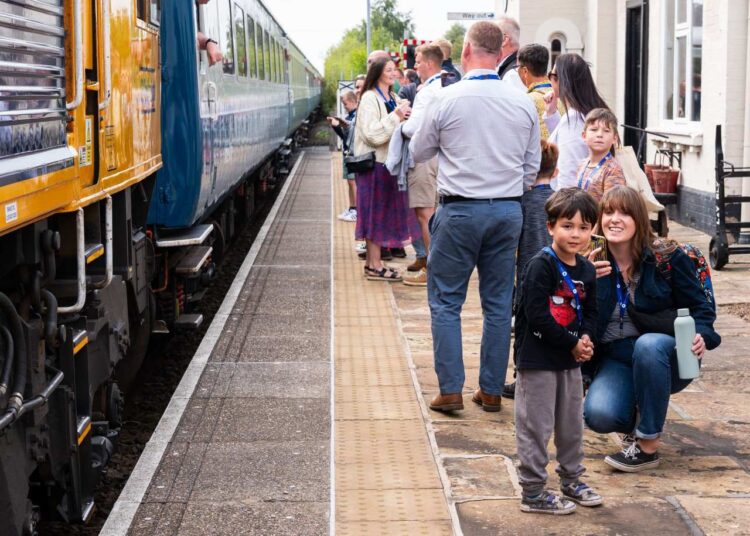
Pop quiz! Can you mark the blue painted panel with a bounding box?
[148,0,202,227]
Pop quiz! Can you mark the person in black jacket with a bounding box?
[583,186,720,472]
[434,39,461,86]
[514,188,602,515]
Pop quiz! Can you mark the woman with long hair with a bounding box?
[583,187,720,472]
[353,57,416,281]
[544,53,611,189]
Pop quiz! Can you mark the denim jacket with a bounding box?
[595,248,721,350]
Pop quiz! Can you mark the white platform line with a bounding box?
[328,154,336,536]
[100,152,307,536]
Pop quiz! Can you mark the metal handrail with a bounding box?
[66,0,83,111]
[98,0,112,112]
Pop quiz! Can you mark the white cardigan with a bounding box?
[545,109,588,189]
[353,89,403,163]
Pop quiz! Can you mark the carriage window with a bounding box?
[257,25,265,80]
[277,42,283,82]
[234,4,247,77]
[218,0,234,74]
[275,41,281,83]
[247,15,257,78]
[269,37,276,82]
[263,32,273,80]
[136,0,159,24]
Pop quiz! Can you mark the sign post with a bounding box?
[446,12,496,21]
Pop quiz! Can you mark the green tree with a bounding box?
[444,23,466,64]
[322,0,414,111]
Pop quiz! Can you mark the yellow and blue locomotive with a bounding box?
[0,0,320,532]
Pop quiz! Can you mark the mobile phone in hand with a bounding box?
[586,234,607,262]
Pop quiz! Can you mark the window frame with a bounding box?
[246,14,257,79]
[661,0,702,123]
[234,3,247,78]
[219,0,235,75]
[257,23,266,80]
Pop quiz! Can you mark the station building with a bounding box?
[498,0,750,237]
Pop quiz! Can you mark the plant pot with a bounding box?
[652,168,680,194]
[644,164,667,189]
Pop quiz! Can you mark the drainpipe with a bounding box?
[741,8,750,244]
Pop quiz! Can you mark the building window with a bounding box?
[663,0,702,121]
[549,37,563,69]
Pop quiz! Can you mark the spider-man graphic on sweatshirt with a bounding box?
[514,250,598,370]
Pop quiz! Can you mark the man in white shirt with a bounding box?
[411,21,541,413]
[401,43,444,283]
[496,16,526,94]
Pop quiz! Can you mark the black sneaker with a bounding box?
[390,247,406,258]
[501,382,515,399]
[560,481,603,507]
[605,442,660,472]
[520,490,576,515]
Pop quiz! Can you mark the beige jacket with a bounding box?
[354,89,403,163]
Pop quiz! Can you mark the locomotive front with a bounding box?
[0,0,161,533]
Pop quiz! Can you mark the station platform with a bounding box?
[104,149,750,536]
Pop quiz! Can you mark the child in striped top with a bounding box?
[577,108,626,202]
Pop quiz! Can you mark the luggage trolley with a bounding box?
[709,125,750,269]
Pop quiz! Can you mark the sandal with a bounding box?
[364,266,402,282]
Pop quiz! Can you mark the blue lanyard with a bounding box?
[612,262,629,330]
[465,74,501,81]
[577,153,611,190]
[375,87,396,112]
[543,246,583,327]
[532,83,552,89]
[532,184,552,190]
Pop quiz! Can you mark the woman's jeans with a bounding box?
[583,333,693,440]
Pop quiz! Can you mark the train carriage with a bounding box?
[0,0,320,533]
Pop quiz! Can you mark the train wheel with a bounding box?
[709,237,729,270]
[115,290,154,392]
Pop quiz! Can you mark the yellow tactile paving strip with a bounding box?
[332,153,453,535]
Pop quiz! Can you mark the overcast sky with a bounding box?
[263,0,497,73]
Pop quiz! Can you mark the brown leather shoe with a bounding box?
[429,393,464,412]
[472,388,501,412]
[407,257,427,272]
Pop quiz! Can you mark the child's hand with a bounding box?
[572,337,594,362]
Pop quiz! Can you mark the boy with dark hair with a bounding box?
[517,43,563,140]
[514,188,603,515]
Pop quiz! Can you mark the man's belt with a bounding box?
[439,195,522,205]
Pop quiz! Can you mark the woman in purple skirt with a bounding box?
[353,57,419,282]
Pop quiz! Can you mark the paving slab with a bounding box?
[675,496,750,536]
[210,333,328,363]
[176,501,329,536]
[456,496,692,535]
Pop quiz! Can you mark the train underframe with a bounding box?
[0,131,307,535]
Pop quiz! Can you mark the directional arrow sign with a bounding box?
[447,12,496,20]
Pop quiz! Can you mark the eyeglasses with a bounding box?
[548,71,558,81]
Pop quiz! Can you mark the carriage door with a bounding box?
[624,0,649,163]
[197,0,218,207]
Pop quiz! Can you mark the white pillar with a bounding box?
[741,5,750,242]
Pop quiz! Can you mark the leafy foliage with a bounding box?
[322,0,414,111]
[443,23,466,64]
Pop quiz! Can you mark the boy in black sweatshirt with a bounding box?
[514,188,603,515]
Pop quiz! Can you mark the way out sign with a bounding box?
[447,12,496,20]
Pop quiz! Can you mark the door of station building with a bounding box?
[624,0,649,164]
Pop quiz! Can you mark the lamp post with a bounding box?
[366,0,371,56]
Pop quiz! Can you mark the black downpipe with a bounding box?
[0,292,27,427]
[0,325,13,395]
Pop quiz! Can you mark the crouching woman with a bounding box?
[583,186,720,472]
